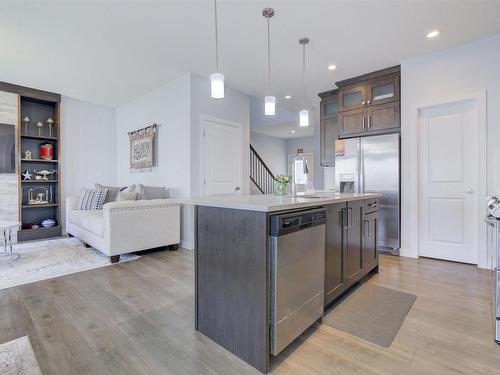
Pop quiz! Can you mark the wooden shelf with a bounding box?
[20,225,60,233]
[22,180,58,183]
[21,158,59,163]
[22,203,58,209]
[21,134,58,141]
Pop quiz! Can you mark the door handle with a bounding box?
[367,98,372,104]
[368,116,371,128]
[361,100,366,105]
[235,186,241,191]
[363,220,369,237]
[463,188,474,194]
[362,117,366,129]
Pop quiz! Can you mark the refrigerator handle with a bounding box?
[359,140,364,193]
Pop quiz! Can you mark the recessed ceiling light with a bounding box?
[290,130,296,133]
[426,30,440,39]
[284,95,292,99]
[328,64,337,71]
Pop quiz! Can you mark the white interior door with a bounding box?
[418,99,479,264]
[202,118,242,196]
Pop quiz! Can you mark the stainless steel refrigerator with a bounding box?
[335,133,400,253]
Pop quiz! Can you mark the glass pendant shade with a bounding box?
[210,73,225,99]
[264,96,276,116]
[299,109,309,127]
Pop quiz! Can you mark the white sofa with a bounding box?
[66,197,181,263]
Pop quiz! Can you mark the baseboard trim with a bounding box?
[180,240,194,250]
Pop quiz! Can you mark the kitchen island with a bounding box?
[188,193,381,373]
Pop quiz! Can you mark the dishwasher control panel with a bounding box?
[270,208,326,236]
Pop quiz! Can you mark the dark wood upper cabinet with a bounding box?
[338,107,366,138]
[319,90,338,166]
[338,83,367,112]
[366,73,399,106]
[327,66,401,139]
[367,101,400,132]
[320,117,337,167]
[320,94,338,120]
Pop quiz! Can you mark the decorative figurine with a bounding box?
[46,118,55,137]
[36,121,44,136]
[40,143,53,160]
[24,150,32,159]
[22,170,32,180]
[33,169,56,181]
[28,187,49,205]
[22,116,31,135]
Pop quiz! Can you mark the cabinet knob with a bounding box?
[361,100,366,105]
[367,98,372,104]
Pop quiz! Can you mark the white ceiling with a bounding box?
[252,121,314,139]
[1,1,500,109]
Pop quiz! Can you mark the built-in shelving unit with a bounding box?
[17,89,61,241]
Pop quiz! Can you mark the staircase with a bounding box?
[250,145,274,194]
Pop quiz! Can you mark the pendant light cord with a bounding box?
[214,0,219,72]
[267,16,271,96]
[302,43,306,109]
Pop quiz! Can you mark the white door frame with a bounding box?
[199,114,243,196]
[411,91,487,268]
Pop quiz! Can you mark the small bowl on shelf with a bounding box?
[41,219,56,228]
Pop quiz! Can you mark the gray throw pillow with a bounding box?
[94,183,123,204]
[115,191,138,201]
[78,187,108,210]
[137,184,169,200]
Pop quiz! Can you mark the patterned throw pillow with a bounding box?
[94,183,123,204]
[78,187,108,210]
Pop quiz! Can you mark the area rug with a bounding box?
[323,284,416,347]
[0,336,42,375]
[0,237,139,290]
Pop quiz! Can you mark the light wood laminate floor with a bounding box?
[0,250,498,374]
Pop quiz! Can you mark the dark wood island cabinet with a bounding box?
[191,194,380,373]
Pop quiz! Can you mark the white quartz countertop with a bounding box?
[178,192,381,212]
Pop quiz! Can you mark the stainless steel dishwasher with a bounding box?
[270,208,326,356]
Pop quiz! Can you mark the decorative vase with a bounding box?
[274,182,289,196]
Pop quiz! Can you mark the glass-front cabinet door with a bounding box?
[339,83,367,112]
[320,95,338,119]
[366,74,399,106]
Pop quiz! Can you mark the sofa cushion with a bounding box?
[94,183,125,204]
[78,187,108,210]
[137,184,170,200]
[70,210,105,237]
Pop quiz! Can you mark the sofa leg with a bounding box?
[110,255,120,264]
[67,233,74,238]
[169,244,179,251]
[83,242,91,248]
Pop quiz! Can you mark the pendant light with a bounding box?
[210,0,224,99]
[299,37,309,126]
[263,8,275,115]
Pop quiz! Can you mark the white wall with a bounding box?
[60,96,117,230]
[250,132,287,176]
[286,136,314,156]
[190,74,250,197]
[401,34,500,267]
[116,74,192,247]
